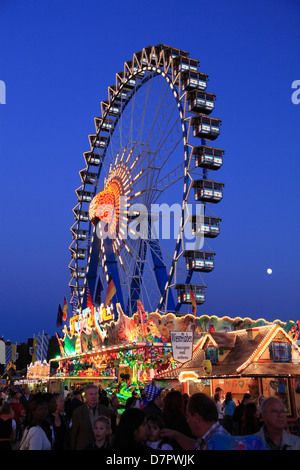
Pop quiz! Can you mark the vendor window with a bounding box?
[272,341,290,362]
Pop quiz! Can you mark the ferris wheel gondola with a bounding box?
[69,44,225,319]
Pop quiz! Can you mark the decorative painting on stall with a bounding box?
[57,301,300,357]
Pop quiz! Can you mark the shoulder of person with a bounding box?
[282,429,300,448]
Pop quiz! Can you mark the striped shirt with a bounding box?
[194,422,230,450]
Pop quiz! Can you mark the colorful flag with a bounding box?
[56,304,63,328]
[190,288,197,315]
[95,277,103,306]
[63,296,68,321]
[105,275,116,306]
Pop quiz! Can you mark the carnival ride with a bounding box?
[68,44,225,319]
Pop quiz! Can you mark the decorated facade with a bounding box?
[50,300,300,420]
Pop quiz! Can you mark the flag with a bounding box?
[86,282,94,311]
[72,291,78,315]
[28,337,37,362]
[35,332,50,362]
[63,296,68,321]
[95,277,103,306]
[190,288,197,315]
[56,304,63,328]
[105,275,116,306]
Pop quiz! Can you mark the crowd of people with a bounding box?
[1,381,300,451]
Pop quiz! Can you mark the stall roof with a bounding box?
[156,325,300,380]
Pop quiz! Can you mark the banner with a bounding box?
[170,331,194,364]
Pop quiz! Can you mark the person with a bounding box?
[9,391,26,442]
[255,397,300,450]
[214,393,224,426]
[99,389,110,408]
[215,386,225,401]
[70,384,110,450]
[232,392,252,435]
[241,402,260,435]
[0,402,15,450]
[125,390,139,410]
[257,394,266,427]
[160,392,229,450]
[19,386,32,420]
[85,415,112,450]
[19,395,51,450]
[51,393,70,450]
[223,392,236,434]
[182,393,189,413]
[162,390,193,450]
[112,407,151,452]
[145,414,173,450]
[110,391,121,432]
[65,389,83,422]
[142,382,164,417]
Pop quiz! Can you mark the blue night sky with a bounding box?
[0,0,299,343]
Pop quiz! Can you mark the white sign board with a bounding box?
[171,331,194,364]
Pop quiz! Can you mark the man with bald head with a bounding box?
[256,397,300,450]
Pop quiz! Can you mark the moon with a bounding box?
[267,268,272,275]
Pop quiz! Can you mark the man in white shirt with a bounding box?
[255,397,300,450]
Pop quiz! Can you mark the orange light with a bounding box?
[179,371,200,383]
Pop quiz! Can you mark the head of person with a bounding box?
[0,402,12,417]
[53,393,65,413]
[10,392,18,403]
[84,384,98,408]
[242,393,252,405]
[163,390,185,420]
[260,397,287,432]
[93,415,111,443]
[186,393,218,438]
[27,395,49,425]
[23,386,30,396]
[73,390,82,401]
[143,383,164,408]
[43,392,57,415]
[146,414,165,442]
[243,402,257,419]
[113,408,147,450]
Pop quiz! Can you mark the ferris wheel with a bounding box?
[69,44,225,319]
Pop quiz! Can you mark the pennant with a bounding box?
[63,296,68,321]
[105,275,116,306]
[56,304,63,328]
[190,288,197,315]
[95,277,103,306]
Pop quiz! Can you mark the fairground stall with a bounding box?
[49,301,300,427]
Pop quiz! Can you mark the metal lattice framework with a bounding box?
[69,44,225,318]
